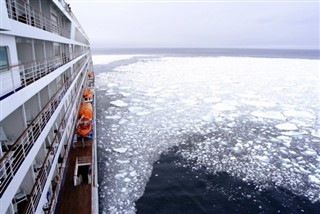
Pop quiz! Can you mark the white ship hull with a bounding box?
[0,0,98,213]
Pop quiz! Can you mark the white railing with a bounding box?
[46,75,94,213]
[0,56,88,196]
[22,64,90,214]
[6,0,70,38]
[0,51,88,99]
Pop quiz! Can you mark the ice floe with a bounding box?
[241,99,276,108]
[275,123,298,131]
[112,147,128,153]
[309,175,320,184]
[212,103,236,111]
[110,100,128,107]
[283,110,316,120]
[251,111,286,120]
[311,129,320,138]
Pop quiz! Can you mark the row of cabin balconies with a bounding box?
[0,57,92,214]
[23,68,92,214]
[0,55,88,197]
[5,0,89,45]
[0,48,88,100]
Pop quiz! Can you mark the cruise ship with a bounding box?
[0,0,98,213]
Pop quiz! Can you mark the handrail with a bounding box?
[6,0,70,38]
[45,105,78,213]
[46,76,95,213]
[23,67,89,214]
[0,56,88,196]
[0,50,88,99]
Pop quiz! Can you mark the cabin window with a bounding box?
[0,46,9,69]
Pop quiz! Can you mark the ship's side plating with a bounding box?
[0,0,97,213]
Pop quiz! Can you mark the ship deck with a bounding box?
[56,139,92,214]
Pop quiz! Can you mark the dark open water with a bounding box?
[95,48,320,214]
[136,148,319,214]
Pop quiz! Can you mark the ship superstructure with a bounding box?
[0,0,98,213]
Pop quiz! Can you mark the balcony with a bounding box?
[22,69,90,214]
[6,0,71,38]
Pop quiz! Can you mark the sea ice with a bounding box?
[96,55,320,213]
[110,100,128,107]
[116,160,130,164]
[129,171,137,177]
[251,111,286,121]
[311,129,320,138]
[241,99,276,108]
[303,149,318,157]
[112,147,128,153]
[308,175,320,184]
[105,115,122,120]
[283,110,316,120]
[203,97,222,103]
[136,111,151,116]
[120,92,131,97]
[124,178,131,182]
[275,123,298,131]
[128,107,144,113]
[212,103,236,111]
[255,155,270,163]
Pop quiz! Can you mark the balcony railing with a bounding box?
[23,69,89,214]
[46,76,95,213]
[0,50,87,99]
[6,0,70,38]
[0,56,88,196]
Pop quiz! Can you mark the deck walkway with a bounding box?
[56,140,92,214]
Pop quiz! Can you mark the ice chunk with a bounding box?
[311,129,320,138]
[115,174,123,180]
[124,178,131,182]
[241,99,276,107]
[203,97,222,103]
[110,100,128,107]
[212,103,236,111]
[251,111,286,121]
[129,171,137,177]
[283,110,315,120]
[107,83,118,87]
[309,175,320,184]
[113,147,128,153]
[155,98,165,103]
[201,115,214,122]
[255,155,270,163]
[119,119,128,125]
[275,123,298,131]
[303,149,317,157]
[105,115,122,120]
[120,92,131,97]
[116,160,130,164]
[128,107,144,113]
[136,111,151,116]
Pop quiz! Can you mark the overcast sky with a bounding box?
[67,0,319,49]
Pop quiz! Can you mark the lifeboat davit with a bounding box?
[77,102,93,137]
[88,71,94,79]
[83,88,93,101]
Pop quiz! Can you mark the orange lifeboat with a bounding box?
[83,88,93,101]
[77,102,93,137]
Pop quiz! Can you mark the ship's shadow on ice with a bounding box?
[136,147,320,214]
